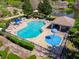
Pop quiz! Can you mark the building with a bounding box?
[51,16,75,32]
[55,1,68,9]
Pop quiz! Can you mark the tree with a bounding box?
[5,0,22,8]
[22,0,33,15]
[0,5,11,17]
[38,0,52,15]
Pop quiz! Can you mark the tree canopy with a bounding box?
[38,0,52,15]
[22,0,33,15]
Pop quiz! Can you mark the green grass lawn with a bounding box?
[0,23,6,28]
[27,55,36,59]
[66,0,75,3]
[0,49,22,59]
[0,50,8,59]
[66,40,76,51]
[64,8,73,14]
[8,53,22,59]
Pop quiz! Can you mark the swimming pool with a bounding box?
[45,35,62,46]
[17,21,45,38]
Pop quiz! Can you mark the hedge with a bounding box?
[6,35,21,43]
[6,34,35,51]
[0,31,35,50]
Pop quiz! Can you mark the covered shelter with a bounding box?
[51,16,75,32]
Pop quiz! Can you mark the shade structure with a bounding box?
[52,16,75,27]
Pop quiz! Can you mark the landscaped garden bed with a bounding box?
[5,34,35,51]
[0,31,35,51]
[27,55,36,59]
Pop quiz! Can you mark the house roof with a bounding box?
[52,16,75,27]
[55,1,68,9]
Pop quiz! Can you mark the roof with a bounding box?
[52,16,75,27]
[55,1,68,8]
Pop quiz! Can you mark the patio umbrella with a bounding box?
[51,28,58,36]
[51,28,58,33]
[14,19,22,24]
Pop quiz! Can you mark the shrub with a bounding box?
[38,13,46,19]
[6,0,22,8]
[6,35,35,51]
[74,22,79,31]
[0,5,11,17]
[46,15,56,21]
[0,23,6,28]
[0,19,11,30]
[69,27,77,34]
[20,40,34,51]
[31,12,45,19]
[2,19,11,24]
[68,2,74,8]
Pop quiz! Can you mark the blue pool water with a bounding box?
[45,35,62,46]
[17,21,45,38]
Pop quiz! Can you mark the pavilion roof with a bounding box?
[52,16,75,27]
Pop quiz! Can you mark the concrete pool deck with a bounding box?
[6,19,66,49]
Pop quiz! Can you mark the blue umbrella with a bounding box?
[51,28,58,38]
[51,28,58,33]
[14,19,22,24]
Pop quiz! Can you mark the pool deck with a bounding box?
[6,19,66,49]
[27,28,66,48]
